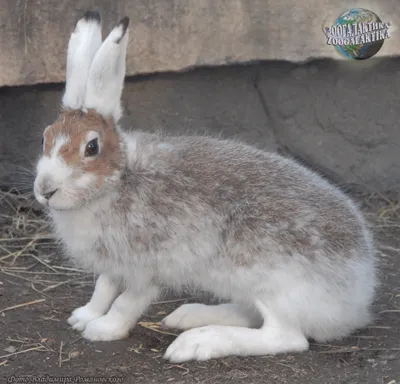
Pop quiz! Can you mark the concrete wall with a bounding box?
[1,0,399,86]
[1,57,399,194]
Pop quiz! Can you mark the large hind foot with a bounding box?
[163,300,309,363]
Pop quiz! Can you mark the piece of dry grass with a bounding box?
[0,333,55,362]
[59,341,64,368]
[0,298,46,313]
[0,345,48,360]
[361,191,399,233]
[165,364,190,375]
[138,321,179,337]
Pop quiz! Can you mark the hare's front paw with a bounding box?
[82,316,129,341]
[68,305,103,331]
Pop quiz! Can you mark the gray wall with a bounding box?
[1,58,399,194]
[3,0,399,87]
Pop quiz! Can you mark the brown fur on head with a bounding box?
[34,12,130,210]
[44,109,123,182]
[34,109,125,211]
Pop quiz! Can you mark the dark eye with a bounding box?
[85,138,99,157]
[41,137,44,150]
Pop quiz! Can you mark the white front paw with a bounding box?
[164,326,234,363]
[161,303,206,330]
[68,305,103,331]
[82,316,129,341]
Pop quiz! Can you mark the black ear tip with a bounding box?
[115,17,129,44]
[119,16,130,34]
[84,10,101,23]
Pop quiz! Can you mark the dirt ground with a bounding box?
[0,188,399,384]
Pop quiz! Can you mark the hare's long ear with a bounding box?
[62,11,102,110]
[84,17,129,123]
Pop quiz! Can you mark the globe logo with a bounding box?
[324,8,391,60]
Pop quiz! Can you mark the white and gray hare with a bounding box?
[33,11,378,363]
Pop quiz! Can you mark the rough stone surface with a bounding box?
[0,0,399,87]
[257,57,400,193]
[0,59,399,194]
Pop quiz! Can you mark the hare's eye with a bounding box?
[41,137,44,149]
[85,138,99,157]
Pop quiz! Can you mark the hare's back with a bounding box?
[165,136,370,257]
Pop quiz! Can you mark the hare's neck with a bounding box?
[49,192,118,254]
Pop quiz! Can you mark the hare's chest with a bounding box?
[51,210,102,256]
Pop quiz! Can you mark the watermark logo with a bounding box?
[324,8,391,60]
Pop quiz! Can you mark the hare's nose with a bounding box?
[43,189,58,200]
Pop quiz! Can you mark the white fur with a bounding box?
[164,300,309,362]
[34,135,74,208]
[157,143,172,151]
[34,132,98,210]
[122,132,137,166]
[162,303,262,330]
[51,135,70,158]
[84,22,129,122]
[62,13,127,121]
[68,306,104,332]
[74,173,97,189]
[62,16,102,110]
[68,274,120,331]
[82,285,159,341]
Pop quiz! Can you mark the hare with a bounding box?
[33,11,378,363]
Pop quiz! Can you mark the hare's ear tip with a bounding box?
[119,16,130,29]
[118,16,130,39]
[83,10,101,23]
